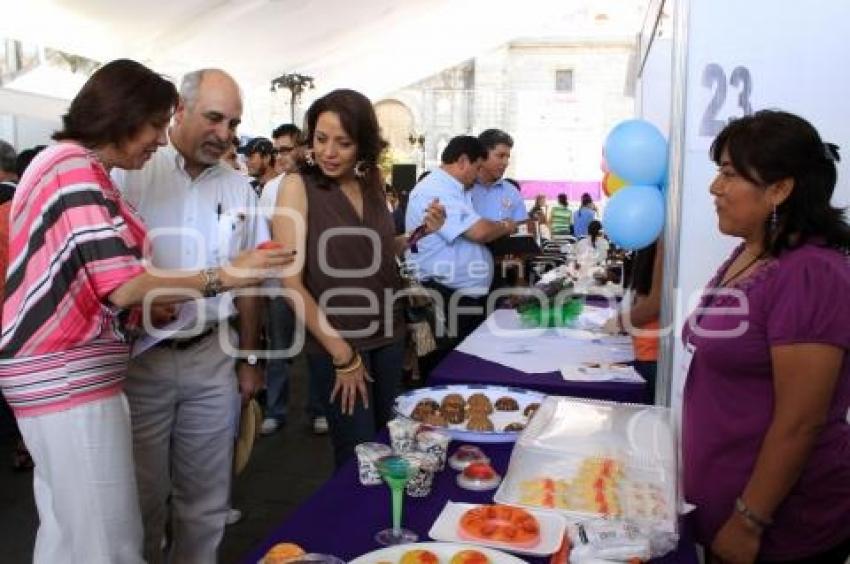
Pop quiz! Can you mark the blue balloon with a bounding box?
[604,120,668,185]
[602,185,664,250]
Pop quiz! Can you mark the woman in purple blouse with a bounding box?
[682,110,850,563]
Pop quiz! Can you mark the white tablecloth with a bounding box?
[455,308,636,375]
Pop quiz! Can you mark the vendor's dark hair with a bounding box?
[557,193,568,207]
[588,220,602,248]
[581,193,593,207]
[53,59,177,148]
[300,89,387,193]
[629,241,657,296]
[711,109,849,255]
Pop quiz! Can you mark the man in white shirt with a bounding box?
[113,68,267,564]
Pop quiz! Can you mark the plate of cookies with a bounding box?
[393,385,545,443]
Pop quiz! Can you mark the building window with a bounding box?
[555,69,574,92]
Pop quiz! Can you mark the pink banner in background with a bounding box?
[517,180,601,202]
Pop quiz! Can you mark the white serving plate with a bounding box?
[393,385,545,443]
[428,501,566,557]
[348,541,526,564]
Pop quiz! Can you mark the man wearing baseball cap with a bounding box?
[239,137,277,196]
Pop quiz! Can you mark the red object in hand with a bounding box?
[257,241,283,250]
[463,462,496,480]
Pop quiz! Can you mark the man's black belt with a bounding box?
[154,326,217,350]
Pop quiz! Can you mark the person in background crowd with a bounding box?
[548,193,572,237]
[113,68,282,563]
[222,136,241,171]
[271,123,302,177]
[0,143,47,472]
[15,145,48,179]
[260,123,329,436]
[0,139,24,469]
[239,136,276,196]
[273,89,445,467]
[528,194,550,241]
[470,129,526,222]
[0,140,17,203]
[572,192,597,238]
[575,220,609,265]
[683,110,850,563]
[406,135,519,379]
[0,59,287,564]
[604,239,662,402]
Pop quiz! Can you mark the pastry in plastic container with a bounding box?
[448,445,490,471]
[457,461,501,491]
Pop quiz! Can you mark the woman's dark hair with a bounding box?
[557,193,568,207]
[53,59,178,149]
[588,220,602,248]
[629,241,657,296]
[300,89,387,194]
[711,109,849,255]
[581,193,593,207]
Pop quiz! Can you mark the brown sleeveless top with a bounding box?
[303,173,405,352]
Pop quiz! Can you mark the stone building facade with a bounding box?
[375,39,636,183]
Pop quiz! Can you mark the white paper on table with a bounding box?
[455,309,635,373]
[560,363,645,383]
[131,300,206,358]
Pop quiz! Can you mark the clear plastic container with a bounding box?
[456,462,502,491]
[448,444,490,471]
[494,396,679,558]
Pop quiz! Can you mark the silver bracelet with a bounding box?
[735,497,771,531]
[200,268,223,297]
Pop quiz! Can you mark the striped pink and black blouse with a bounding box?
[0,143,147,417]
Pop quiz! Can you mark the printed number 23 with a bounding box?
[699,63,753,137]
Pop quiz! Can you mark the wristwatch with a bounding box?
[241,354,259,367]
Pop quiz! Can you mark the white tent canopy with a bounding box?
[0,0,647,100]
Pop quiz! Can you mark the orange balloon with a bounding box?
[603,172,627,196]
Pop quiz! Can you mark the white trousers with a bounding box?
[124,332,238,564]
[17,393,145,564]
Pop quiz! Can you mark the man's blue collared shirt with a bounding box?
[469,178,527,221]
[405,168,493,295]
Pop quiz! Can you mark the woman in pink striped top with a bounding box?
[0,59,293,564]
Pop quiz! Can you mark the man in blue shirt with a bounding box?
[470,129,526,222]
[405,136,517,377]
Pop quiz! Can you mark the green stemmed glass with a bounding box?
[374,454,418,546]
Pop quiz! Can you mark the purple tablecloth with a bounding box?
[430,350,648,404]
[243,436,696,563]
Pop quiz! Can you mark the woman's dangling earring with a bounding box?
[354,160,368,178]
[304,149,316,167]
[770,203,778,231]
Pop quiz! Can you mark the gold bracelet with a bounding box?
[335,354,363,374]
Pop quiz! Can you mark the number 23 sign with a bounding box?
[698,63,754,138]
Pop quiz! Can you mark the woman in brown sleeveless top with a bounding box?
[273,89,445,466]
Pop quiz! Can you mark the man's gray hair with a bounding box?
[180,69,212,110]
[179,68,242,110]
[0,140,16,174]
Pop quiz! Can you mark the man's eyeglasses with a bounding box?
[276,146,296,155]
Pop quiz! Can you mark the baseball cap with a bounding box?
[237,137,275,156]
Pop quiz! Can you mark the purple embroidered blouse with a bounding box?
[682,242,850,559]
